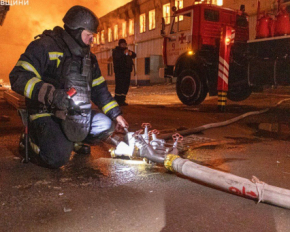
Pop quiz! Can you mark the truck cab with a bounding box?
[161,4,249,105]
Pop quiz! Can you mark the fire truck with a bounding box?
[161,2,290,106]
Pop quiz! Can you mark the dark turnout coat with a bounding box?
[9,27,121,120]
[112,46,136,74]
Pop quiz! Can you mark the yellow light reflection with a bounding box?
[188,50,194,55]
[123,160,147,165]
[225,37,231,45]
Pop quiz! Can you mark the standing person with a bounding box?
[9,5,128,169]
[112,39,136,106]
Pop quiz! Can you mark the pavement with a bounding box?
[1,84,290,232]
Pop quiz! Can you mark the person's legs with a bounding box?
[28,116,73,168]
[122,72,131,103]
[115,72,126,104]
[85,110,115,144]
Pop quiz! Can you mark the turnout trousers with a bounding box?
[114,71,131,104]
[25,110,114,169]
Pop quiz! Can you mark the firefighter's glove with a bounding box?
[52,89,70,110]
[38,83,55,106]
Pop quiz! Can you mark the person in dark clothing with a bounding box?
[9,5,128,169]
[112,39,136,106]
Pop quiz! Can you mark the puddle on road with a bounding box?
[179,134,254,173]
[183,148,235,173]
[145,105,166,109]
[181,104,260,114]
[248,123,290,141]
[225,136,262,145]
[56,135,220,187]
[181,122,290,172]
[8,132,264,189]
[55,144,165,188]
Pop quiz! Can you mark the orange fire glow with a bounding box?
[0,0,131,84]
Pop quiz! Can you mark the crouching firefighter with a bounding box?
[9,5,128,169]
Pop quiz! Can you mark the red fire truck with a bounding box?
[161,2,290,106]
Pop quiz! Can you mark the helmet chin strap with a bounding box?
[64,25,89,48]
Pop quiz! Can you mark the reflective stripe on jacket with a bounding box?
[9,26,121,120]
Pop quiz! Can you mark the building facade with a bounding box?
[91,0,281,85]
[0,3,10,26]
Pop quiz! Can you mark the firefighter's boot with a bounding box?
[19,132,44,165]
[19,133,27,159]
[73,143,91,155]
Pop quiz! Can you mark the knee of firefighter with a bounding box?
[105,118,115,133]
[90,113,115,137]
[41,146,72,169]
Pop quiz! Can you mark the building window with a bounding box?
[216,0,223,6]
[149,9,156,30]
[114,25,118,41]
[122,21,127,38]
[175,0,183,21]
[129,19,134,35]
[101,30,105,44]
[195,0,223,5]
[108,63,113,76]
[96,33,100,45]
[108,28,112,42]
[145,57,150,75]
[163,3,171,25]
[204,9,219,22]
[140,13,146,33]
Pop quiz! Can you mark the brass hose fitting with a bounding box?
[164,154,180,172]
[109,148,116,158]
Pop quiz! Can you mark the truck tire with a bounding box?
[176,69,208,105]
[227,84,252,102]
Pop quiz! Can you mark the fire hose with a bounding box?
[110,98,290,209]
[164,154,290,209]
[159,98,290,140]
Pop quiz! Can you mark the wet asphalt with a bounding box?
[1,85,290,232]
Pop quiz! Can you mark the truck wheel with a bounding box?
[227,84,252,102]
[176,69,208,105]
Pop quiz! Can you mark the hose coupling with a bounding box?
[109,148,116,158]
[164,154,180,172]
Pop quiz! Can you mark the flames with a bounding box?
[0,0,130,83]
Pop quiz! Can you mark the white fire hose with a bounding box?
[110,98,290,209]
[159,98,290,140]
[165,155,290,209]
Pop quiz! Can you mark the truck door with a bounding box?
[166,10,194,66]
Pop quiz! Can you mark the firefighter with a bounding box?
[112,39,136,106]
[9,5,128,169]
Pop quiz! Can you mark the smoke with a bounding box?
[0,0,131,83]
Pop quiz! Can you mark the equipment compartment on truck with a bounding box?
[247,36,290,87]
